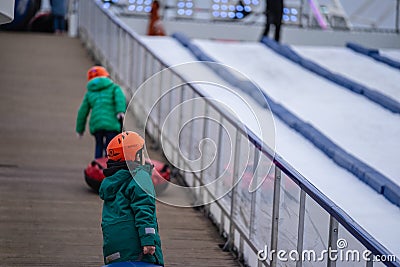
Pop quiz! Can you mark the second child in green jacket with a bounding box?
[100,131,164,266]
[76,66,126,158]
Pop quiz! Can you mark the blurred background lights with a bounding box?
[115,0,289,22]
[211,0,260,19]
[283,14,289,21]
[176,0,194,17]
[283,6,298,23]
[123,0,152,14]
[236,12,243,19]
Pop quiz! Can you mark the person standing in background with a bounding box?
[147,0,166,36]
[262,0,284,42]
[51,0,67,34]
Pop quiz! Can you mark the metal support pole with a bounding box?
[189,91,197,176]
[223,131,242,252]
[249,149,260,241]
[270,166,282,267]
[296,189,306,267]
[396,0,400,33]
[239,236,244,262]
[200,103,210,183]
[365,254,374,267]
[219,212,225,236]
[176,81,187,169]
[117,27,123,80]
[214,115,224,197]
[327,216,339,267]
[197,96,210,206]
[68,0,78,37]
[155,65,164,148]
[130,40,136,92]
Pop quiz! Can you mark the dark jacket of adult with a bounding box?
[267,0,283,18]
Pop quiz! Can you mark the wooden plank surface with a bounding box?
[0,32,240,267]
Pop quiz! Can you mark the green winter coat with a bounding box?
[99,164,164,266]
[76,77,126,135]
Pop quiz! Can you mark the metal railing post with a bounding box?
[366,254,374,267]
[215,115,226,235]
[189,91,197,182]
[200,103,210,184]
[154,64,165,148]
[223,131,241,252]
[270,166,281,267]
[327,216,339,267]
[249,149,259,241]
[396,0,400,33]
[296,189,306,267]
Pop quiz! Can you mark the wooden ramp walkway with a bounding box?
[0,32,240,267]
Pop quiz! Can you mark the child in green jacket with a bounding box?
[99,131,164,266]
[76,66,126,158]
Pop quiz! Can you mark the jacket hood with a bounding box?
[87,77,114,92]
[130,162,154,176]
[99,169,131,201]
[99,163,154,201]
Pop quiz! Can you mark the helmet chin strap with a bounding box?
[135,148,144,165]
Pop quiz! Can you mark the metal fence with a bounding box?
[77,1,399,266]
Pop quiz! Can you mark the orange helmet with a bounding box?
[107,131,145,162]
[87,66,109,81]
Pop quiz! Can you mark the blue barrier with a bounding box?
[347,42,400,70]
[260,37,400,114]
[172,32,400,207]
